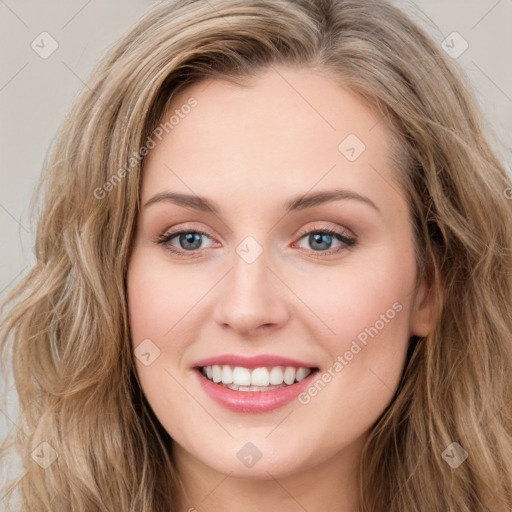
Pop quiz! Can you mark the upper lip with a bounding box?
[193,354,318,369]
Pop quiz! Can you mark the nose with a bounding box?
[212,250,290,337]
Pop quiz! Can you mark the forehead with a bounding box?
[141,66,405,216]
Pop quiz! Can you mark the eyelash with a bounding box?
[155,224,357,259]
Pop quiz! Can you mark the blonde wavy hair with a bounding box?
[2,0,512,510]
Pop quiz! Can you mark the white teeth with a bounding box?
[251,367,270,386]
[295,367,310,382]
[212,365,222,383]
[201,364,313,387]
[283,366,296,385]
[269,366,284,385]
[232,366,251,386]
[225,383,284,391]
[221,365,233,384]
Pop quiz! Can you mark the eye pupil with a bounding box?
[181,232,202,249]
[310,232,332,250]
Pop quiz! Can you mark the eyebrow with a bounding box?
[144,189,380,214]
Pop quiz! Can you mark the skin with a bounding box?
[127,65,435,512]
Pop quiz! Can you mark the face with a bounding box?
[127,66,434,483]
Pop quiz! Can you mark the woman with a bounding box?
[1,0,511,510]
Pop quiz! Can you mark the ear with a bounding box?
[409,270,437,337]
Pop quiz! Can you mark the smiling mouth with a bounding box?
[197,365,320,392]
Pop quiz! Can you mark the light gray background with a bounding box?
[1,0,511,495]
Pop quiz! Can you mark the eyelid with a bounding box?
[157,222,217,240]
[294,222,355,240]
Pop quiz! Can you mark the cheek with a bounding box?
[127,253,192,427]
[127,249,193,343]
[296,248,414,348]
[296,247,415,405]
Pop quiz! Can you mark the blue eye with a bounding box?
[157,230,214,256]
[170,231,207,251]
[294,228,356,254]
[156,226,356,258]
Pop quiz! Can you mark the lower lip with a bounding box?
[195,368,319,413]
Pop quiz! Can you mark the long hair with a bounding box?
[1,0,511,510]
